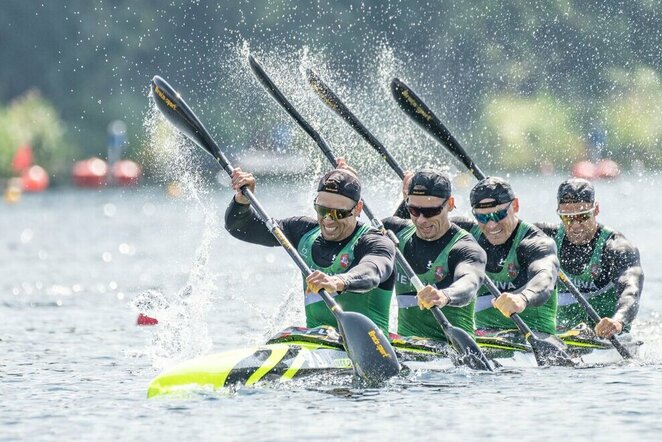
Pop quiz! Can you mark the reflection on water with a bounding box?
[2,174,661,440]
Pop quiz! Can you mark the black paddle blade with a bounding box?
[337,311,400,381]
[528,333,577,367]
[150,76,220,161]
[306,69,343,114]
[390,78,486,180]
[445,327,493,371]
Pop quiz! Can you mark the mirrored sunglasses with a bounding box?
[472,201,512,224]
[557,207,595,224]
[314,203,356,221]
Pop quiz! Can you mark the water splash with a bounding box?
[134,101,222,369]
[631,314,662,364]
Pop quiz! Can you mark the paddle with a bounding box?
[150,75,400,381]
[289,65,491,371]
[557,272,632,359]
[390,78,632,360]
[390,78,582,366]
[305,70,573,367]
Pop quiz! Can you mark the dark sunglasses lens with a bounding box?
[408,205,443,218]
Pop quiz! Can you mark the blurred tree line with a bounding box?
[0,0,659,180]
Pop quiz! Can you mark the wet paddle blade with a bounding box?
[445,326,494,371]
[337,311,400,382]
[528,333,576,367]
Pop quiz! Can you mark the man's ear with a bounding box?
[354,199,364,216]
[447,196,456,212]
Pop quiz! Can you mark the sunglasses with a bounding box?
[314,203,356,221]
[407,200,448,218]
[557,207,595,224]
[472,201,513,224]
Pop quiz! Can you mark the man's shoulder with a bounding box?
[602,226,639,254]
[519,220,557,251]
[449,223,478,242]
[382,216,412,233]
[281,216,319,239]
[533,221,559,237]
[359,225,396,249]
[522,221,550,239]
[283,215,317,227]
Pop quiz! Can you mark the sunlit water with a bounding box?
[1,173,661,441]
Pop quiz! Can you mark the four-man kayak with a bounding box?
[147,325,641,398]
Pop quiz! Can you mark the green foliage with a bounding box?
[603,66,662,167]
[0,1,659,173]
[484,93,584,171]
[0,91,74,180]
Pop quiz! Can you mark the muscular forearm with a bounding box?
[442,247,485,306]
[520,257,559,306]
[224,198,280,246]
[444,270,482,307]
[612,266,644,326]
[341,256,393,293]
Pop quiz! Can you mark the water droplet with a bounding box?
[104,203,117,217]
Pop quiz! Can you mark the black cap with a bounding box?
[470,176,515,208]
[557,178,595,204]
[317,169,361,202]
[408,169,452,199]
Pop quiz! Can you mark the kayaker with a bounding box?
[453,177,560,335]
[535,178,643,338]
[384,169,487,341]
[225,167,396,333]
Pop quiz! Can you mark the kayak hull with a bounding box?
[147,326,641,397]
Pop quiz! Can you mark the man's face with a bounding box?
[407,195,453,241]
[558,202,599,245]
[473,198,519,245]
[314,191,361,241]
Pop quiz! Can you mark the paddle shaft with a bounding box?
[151,74,403,380]
[151,76,341,315]
[302,70,475,334]
[481,276,537,338]
[392,78,631,357]
[558,272,632,358]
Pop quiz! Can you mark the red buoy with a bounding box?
[21,165,49,192]
[596,159,620,179]
[112,160,141,186]
[136,313,159,326]
[571,160,596,180]
[72,157,108,188]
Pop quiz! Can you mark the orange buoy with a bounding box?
[4,178,23,203]
[21,165,49,192]
[72,157,108,188]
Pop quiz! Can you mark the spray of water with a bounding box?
[132,101,222,369]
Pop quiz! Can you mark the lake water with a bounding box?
[2,173,661,441]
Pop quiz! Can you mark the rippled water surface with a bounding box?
[2,175,661,441]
